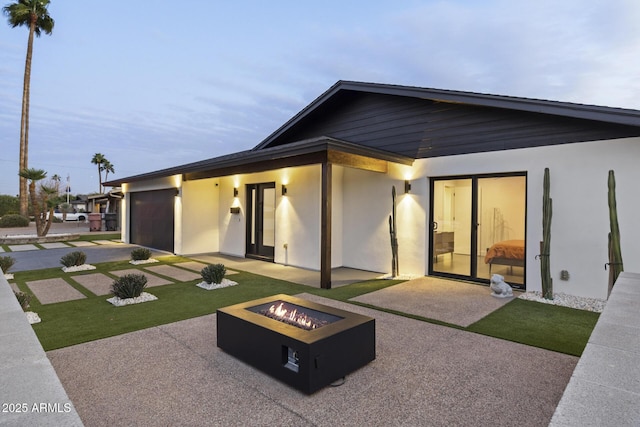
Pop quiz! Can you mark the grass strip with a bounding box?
[467,298,599,356]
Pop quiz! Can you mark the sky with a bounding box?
[1,0,639,196]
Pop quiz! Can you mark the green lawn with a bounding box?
[11,255,598,355]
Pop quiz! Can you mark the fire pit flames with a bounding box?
[249,300,342,330]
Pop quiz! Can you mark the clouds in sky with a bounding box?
[0,0,638,195]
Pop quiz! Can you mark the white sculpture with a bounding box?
[490,274,513,298]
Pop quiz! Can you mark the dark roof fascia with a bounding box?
[253,80,640,150]
[104,136,413,186]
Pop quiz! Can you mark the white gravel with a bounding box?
[196,278,238,290]
[62,264,96,273]
[518,291,606,313]
[107,292,157,307]
[129,259,159,265]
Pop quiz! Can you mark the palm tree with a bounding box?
[3,0,55,218]
[91,153,105,193]
[102,160,115,190]
[19,167,55,236]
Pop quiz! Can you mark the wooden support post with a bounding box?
[321,162,332,289]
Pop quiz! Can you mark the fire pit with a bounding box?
[216,294,375,394]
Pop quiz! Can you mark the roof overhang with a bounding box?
[104,137,413,186]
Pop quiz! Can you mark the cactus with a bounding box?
[540,168,553,300]
[607,170,623,293]
[389,186,399,277]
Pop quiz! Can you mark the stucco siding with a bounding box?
[420,136,640,300]
[180,178,219,255]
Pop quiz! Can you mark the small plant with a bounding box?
[0,214,29,227]
[131,248,152,261]
[201,264,226,284]
[60,251,87,268]
[0,256,16,274]
[14,291,31,311]
[111,273,148,299]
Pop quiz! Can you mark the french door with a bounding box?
[246,182,276,261]
[429,173,526,287]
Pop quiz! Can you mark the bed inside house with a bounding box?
[484,239,525,274]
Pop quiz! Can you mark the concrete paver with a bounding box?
[143,264,201,282]
[8,244,39,252]
[71,273,115,296]
[26,278,86,304]
[351,276,515,327]
[40,242,71,249]
[66,241,97,247]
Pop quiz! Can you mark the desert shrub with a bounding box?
[0,256,16,274]
[201,264,226,284]
[60,251,87,267]
[111,273,147,299]
[130,247,152,261]
[0,195,19,217]
[0,214,29,227]
[14,291,31,310]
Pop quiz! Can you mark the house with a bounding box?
[104,81,640,300]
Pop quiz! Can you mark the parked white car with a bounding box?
[52,212,88,222]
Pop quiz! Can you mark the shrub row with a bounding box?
[0,214,29,228]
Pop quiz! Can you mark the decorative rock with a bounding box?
[518,291,606,313]
[106,292,157,307]
[62,264,96,273]
[26,311,41,324]
[490,274,513,298]
[196,278,238,290]
[129,259,159,265]
[4,273,14,280]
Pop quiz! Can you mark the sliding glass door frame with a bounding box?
[428,172,527,286]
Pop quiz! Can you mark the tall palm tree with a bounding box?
[91,153,105,193]
[101,160,115,190]
[3,0,54,217]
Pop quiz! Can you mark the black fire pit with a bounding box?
[216,294,375,394]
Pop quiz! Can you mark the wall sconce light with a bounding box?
[233,187,239,197]
[281,184,288,196]
[404,180,412,194]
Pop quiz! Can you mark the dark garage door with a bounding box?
[130,189,175,253]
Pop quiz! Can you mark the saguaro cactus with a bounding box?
[389,186,399,277]
[607,170,623,293]
[540,168,553,300]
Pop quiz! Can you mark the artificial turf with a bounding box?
[12,256,598,355]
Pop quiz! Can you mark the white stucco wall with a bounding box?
[179,178,219,255]
[342,163,426,276]
[215,165,322,270]
[420,137,640,300]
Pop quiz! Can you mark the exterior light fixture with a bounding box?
[233,187,239,197]
[404,180,412,194]
[282,184,288,196]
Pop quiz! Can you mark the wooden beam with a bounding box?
[320,162,332,289]
[327,150,388,173]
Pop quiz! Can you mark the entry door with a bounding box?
[246,182,276,260]
[429,174,526,287]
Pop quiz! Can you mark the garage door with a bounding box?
[129,188,175,253]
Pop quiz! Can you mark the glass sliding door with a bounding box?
[430,174,526,288]
[432,179,472,276]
